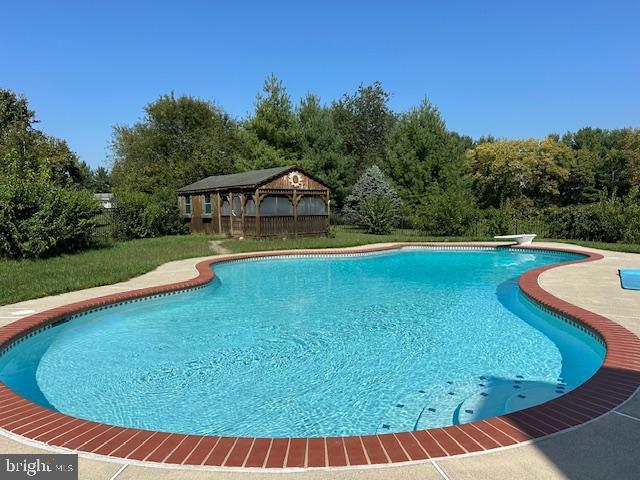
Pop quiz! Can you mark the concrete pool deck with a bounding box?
[0,242,638,480]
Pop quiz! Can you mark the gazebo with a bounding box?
[176,166,330,237]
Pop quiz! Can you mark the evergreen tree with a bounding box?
[385,99,469,207]
[297,93,354,205]
[342,165,402,232]
[92,166,113,192]
[238,75,301,170]
[332,82,395,174]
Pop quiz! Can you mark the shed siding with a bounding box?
[183,194,218,234]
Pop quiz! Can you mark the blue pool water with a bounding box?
[0,248,604,437]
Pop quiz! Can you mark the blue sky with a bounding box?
[2,0,639,168]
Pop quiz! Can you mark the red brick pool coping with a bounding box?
[1,243,639,469]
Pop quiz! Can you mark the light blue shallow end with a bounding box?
[619,269,640,290]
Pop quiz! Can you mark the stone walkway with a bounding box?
[0,242,638,480]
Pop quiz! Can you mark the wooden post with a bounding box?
[215,192,222,234]
[325,191,330,234]
[240,193,246,237]
[254,190,262,239]
[292,190,300,237]
[227,193,234,236]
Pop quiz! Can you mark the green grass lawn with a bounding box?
[0,235,217,306]
[549,239,640,254]
[3,227,639,307]
[220,226,640,255]
[219,226,493,253]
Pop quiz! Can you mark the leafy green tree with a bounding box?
[332,81,395,173]
[111,93,239,193]
[562,127,611,153]
[546,194,626,242]
[0,89,101,258]
[0,89,89,186]
[342,165,402,232]
[467,138,573,207]
[618,129,640,195]
[0,89,33,131]
[475,135,498,145]
[561,148,599,204]
[562,127,640,197]
[622,186,640,243]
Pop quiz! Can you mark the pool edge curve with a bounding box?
[0,243,639,469]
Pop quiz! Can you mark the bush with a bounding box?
[621,187,640,244]
[472,192,640,243]
[546,197,625,242]
[623,206,640,243]
[113,189,187,239]
[414,187,478,236]
[360,196,394,235]
[482,199,534,236]
[0,171,101,258]
[342,165,402,233]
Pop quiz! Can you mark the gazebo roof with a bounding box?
[177,166,329,193]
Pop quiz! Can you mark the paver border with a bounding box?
[0,243,639,469]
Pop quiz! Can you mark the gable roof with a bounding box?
[177,166,329,193]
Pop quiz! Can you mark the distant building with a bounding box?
[177,166,331,237]
[94,193,114,209]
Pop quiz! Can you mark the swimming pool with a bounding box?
[0,247,605,439]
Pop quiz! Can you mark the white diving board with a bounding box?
[493,234,537,246]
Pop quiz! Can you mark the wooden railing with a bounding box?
[259,215,328,236]
[260,216,296,236]
[295,215,329,234]
[218,215,328,237]
[244,216,257,236]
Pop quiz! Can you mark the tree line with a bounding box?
[110,75,640,240]
[110,75,639,208]
[1,78,639,258]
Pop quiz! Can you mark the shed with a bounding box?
[94,193,114,209]
[176,166,330,237]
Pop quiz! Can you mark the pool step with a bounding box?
[377,376,567,433]
[376,382,468,433]
[455,379,567,424]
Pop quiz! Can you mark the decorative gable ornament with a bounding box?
[288,171,303,188]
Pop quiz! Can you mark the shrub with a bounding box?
[342,165,402,233]
[623,207,640,243]
[414,187,478,236]
[546,197,625,242]
[360,196,394,235]
[113,189,187,239]
[543,190,640,243]
[620,188,640,243]
[0,171,101,258]
[482,199,537,236]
